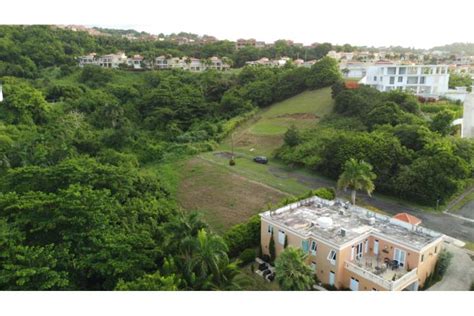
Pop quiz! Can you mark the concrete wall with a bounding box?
[462,92,474,138]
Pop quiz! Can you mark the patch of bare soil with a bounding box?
[177,158,287,232]
[274,113,319,120]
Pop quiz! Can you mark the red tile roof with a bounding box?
[393,213,422,225]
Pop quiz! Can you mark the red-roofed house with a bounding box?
[393,213,422,226]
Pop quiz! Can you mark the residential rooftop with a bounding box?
[260,196,442,250]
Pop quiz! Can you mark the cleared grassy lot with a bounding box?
[176,157,287,234]
[175,88,336,232]
[220,87,334,156]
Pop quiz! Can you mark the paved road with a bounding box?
[453,199,474,220]
[268,166,474,243]
[428,243,474,291]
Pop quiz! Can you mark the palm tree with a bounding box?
[275,247,314,291]
[337,158,376,205]
[187,229,229,286]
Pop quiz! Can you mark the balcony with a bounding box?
[344,256,418,290]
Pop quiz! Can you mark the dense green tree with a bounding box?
[449,73,472,91]
[305,57,341,89]
[430,109,456,136]
[115,272,180,290]
[365,102,404,129]
[79,65,114,88]
[284,124,301,147]
[0,79,50,125]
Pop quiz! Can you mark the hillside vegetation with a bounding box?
[276,83,474,206]
[0,25,342,290]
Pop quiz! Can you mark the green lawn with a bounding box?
[251,88,334,135]
[220,87,334,156]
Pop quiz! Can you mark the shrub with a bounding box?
[223,215,260,258]
[239,248,257,266]
[313,187,336,200]
[269,232,276,263]
[434,250,453,278]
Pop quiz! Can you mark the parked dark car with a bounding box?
[253,156,268,164]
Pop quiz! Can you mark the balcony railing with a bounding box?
[344,261,418,291]
[345,261,392,289]
[391,268,418,291]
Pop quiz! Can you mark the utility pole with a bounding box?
[231,132,234,159]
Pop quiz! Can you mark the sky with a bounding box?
[2,0,473,49]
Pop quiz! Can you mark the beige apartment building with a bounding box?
[260,196,444,291]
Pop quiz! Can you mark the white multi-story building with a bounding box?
[155,56,169,69]
[361,63,450,97]
[78,53,97,67]
[127,55,144,70]
[97,52,128,68]
[79,52,128,69]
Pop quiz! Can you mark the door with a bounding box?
[394,248,406,267]
[350,277,359,291]
[374,240,379,255]
[329,271,335,286]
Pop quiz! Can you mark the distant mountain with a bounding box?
[430,43,474,55]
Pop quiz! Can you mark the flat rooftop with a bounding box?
[261,197,442,250]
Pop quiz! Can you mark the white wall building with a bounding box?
[127,55,144,70]
[97,52,128,68]
[340,62,370,79]
[361,64,450,97]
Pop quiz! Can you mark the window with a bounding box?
[420,76,426,84]
[389,76,395,84]
[422,67,432,74]
[301,240,309,253]
[408,67,418,75]
[407,76,418,84]
[387,67,396,75]
[398,76,403,82]
[310,240,318,255]
[310,261,317,271]
[434,246,438,254]
[278,230,285,245]
[373,76,377,81]
[267,225,273,234]
[351,246,355,261]
[399,67,407,75]
[421,254,424,262]
[364,240,369,253]
[393,248,406,267]
[328,250,337,265]
[356,242,363,260]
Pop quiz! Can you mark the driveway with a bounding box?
[428,243,474,291]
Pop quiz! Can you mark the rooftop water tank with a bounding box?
[317,216,333,229]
